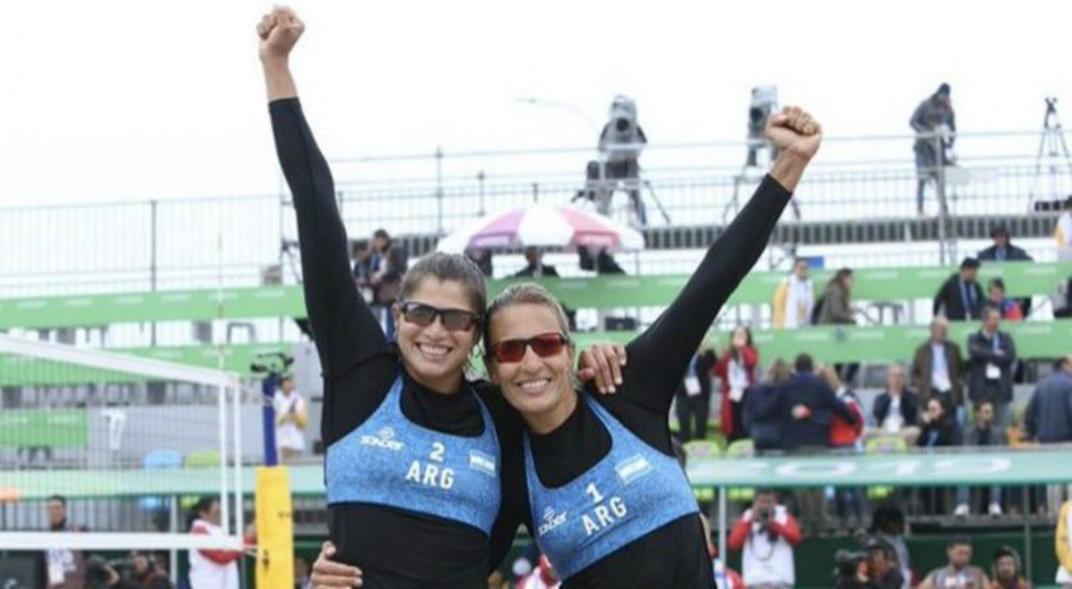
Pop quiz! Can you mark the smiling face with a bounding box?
[487,303,576,433]
[393,277,481,393]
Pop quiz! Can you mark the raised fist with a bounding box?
[257,6,305,64]
[765,106,822,161]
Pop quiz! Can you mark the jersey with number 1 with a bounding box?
[523,395,698,580]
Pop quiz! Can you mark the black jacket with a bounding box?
[933,273,985,321]
[967,330,1017,403]
[872,390,921,429]
[977,244,1032,262]
[1025,371,1072,442]
[743,382,783,451]
[513,263,559,278]
[918,415,962,448]
[775,372,857,451]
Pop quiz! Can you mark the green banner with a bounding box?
[3,448,1069,501]
[1,262,1069,330]
[2,320,1070,387]
[0,409,87,448]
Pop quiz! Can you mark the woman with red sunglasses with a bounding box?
[258,9,624,589]
[480,109,822,588]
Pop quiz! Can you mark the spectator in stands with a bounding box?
[466,249,493,277]
[989,546,1030,589]
[772,257,814,329]
[119,550,172,589]
[954,400,1005,517]
[910,83,955,216]
[368,228,408,338]
[744,358,793,452]
[1025,356,1072,444]
[351,239,372,302]
[872,364,921,445]
[978,225,1033,262]
[779,354,858,452]
[968,307,1017,427]
[674,343,717,442]
[1057,497,1072,587]
[514,246,559,278]
[273,375,308,462]
[866,538,906,589]
[817,268,860,384]
[986,278,1023,321]
[187,497,244,589]
[715,326,758,442]
[820,365,864,525]
[1056,195,1072,262]
[919,537,989,589]
[934,257,985,321]
[578,245,626,275]
[918,396,961,449]
[728,489,802,589]
[911,316,966,423]
[870,505,912,588]
[43,495,87,589]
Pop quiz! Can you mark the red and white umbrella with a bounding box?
[436,203,645,253]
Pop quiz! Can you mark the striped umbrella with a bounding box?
[436,203,645,253]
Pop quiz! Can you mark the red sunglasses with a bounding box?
[488,333,570,364]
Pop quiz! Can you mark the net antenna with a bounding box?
[0,333,244,551]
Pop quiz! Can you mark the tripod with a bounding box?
[1028,97,1072,210]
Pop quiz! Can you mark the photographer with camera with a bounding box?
[727,489,802,589]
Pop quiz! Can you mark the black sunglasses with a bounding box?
[488,332,570,364]
[397,301,481,332]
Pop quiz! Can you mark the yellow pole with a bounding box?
[255,465,294,588]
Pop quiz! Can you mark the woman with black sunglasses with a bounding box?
[480,109,822,588]
[258,9,623,589]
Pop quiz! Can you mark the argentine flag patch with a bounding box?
[469,450,497,477]
[615,454,653,485]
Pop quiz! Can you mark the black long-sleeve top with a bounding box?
[519,175,792,589]
[270,98,526,588]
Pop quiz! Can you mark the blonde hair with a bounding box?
[817,364,842,390]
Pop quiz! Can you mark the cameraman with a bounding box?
[833,550,879,589]
[728,489,802,589]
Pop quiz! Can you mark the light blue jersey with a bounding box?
[326,375,502,535]
[524,395,698,580]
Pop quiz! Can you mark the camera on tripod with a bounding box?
[250,351,294,375]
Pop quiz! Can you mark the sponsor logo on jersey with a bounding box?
[360,426,404,451]
[537,505,568,536]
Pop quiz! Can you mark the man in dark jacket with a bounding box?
[1024,356,1072,443]
[910,316,966,420]
[674,346,716,442]
[777,354,858,451]
[977,225,1033,262]
[933,257,985,321]
[954,400,1006,516]
[513,246,559,278]
[967,307,1017,427]
[873,364,921,438]
[910,83,955,216]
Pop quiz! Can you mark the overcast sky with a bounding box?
[1,0,1069,206]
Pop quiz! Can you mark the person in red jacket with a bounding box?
[715,326,759,441]
[728,490,803,588]
[819,365,865,526]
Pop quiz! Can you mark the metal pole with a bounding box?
[435,146,444,235]
[718,485,727,561]
[169,496,179,585]
[150,200,158,346]
[477,170,486,216]
[531,183,539,203]
[1022,489,1032,583]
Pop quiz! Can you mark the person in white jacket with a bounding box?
[1056,196,1072,262]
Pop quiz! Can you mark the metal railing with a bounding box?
[1,130,1069,299]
